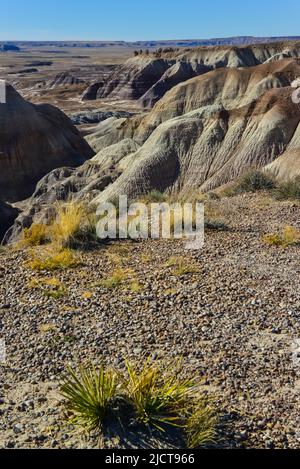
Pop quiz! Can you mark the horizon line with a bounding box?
[1,35,300,43]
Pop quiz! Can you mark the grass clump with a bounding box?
[21,223,49,247]
[272,176,300,200]
[26,247,81,271]
[50,201,96,249]
[165,256,198,276]
[263,225,300,248]
[22,200,96,271]
[185,403,217,448]
[29,277,67,299]
[122,358,195,430]
[139,190,167,204]
[100,268,131,290]
[61,364,118,432]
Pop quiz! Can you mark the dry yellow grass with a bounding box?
[22,201,95,271]
[164,256,198,276]
[20,223,49,247]
[263,225,300,248]
[26,247,81,271]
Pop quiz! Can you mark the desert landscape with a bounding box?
[0,16,300,455]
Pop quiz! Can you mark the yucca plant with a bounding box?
[184,403,217,448]
[61,364,118,432]
[122,358,196,431]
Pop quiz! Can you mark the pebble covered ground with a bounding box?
[0,192,300,449]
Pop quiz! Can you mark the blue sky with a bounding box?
[1,0,300,41]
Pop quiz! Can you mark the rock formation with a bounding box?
[0,82,94,202]
[6,45,300,241]
[83,42,300,107]
[0,202,19,240]
[48,72,84,89]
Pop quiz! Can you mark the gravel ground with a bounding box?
[0,192,300,449]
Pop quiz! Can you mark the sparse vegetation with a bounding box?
[29,277,67,299]
[61,357,216,446]
[185,403,217,448]
[164,256,198,276]
[21,223,49,247]
[21,201,97,271]
[227,170,275,196]
[100,270,125,289]
[26,247,81,271]
[50,201,96,249]
[139,190,168,204]
[272,176,300,200]
[263,225,300,247]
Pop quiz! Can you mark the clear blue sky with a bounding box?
[1,0,300,41]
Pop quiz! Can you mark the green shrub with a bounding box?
[229,170,275,195]
[273,177,300,200]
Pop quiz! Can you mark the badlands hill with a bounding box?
[83,41,300,106]
[2,41,300,241]
[0,83,93,203]
[7,53,300,240]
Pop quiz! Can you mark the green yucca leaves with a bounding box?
[60,357,217,447]
[61,364,118,431]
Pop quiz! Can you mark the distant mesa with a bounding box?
[0,43,20,52]
[8,68,38,75]
[25,61,53,67]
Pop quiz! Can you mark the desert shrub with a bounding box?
[61,364,118,431]
[121,358,196,430]
[139,190,167,204]
[205,219,229,231]
[61,357,217,447]
[231,170,275,195]
[263,225,300,247]
[272,176,300,200]
[21,200,97,253]
[26,247,81,271]
[21,223,49,247]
